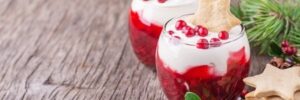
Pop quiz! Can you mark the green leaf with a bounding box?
[185,92,201,100]
[292,56,300,63]
[268,41,283,57]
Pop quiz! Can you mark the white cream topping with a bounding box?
[131,0,198,25]
[157,18,251,75]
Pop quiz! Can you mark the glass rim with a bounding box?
[162,14,246,46]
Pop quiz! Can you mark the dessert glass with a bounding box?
[129,0,197,67]
[156,15,251,100]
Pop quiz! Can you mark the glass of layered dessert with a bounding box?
[156,0,251,99]
[129,0,198,67]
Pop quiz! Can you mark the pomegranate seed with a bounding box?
[219,31,229,40]
[281,40,289,47]
[168,30,174,35]
[175,20,187,30]
[158,0,167,3]
[210,38,222,47]
[197,39,209,49]
[195,25,208,37]
[182,26,195,37]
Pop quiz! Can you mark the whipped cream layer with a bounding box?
[157,18,251,75]
[131,0,198,25]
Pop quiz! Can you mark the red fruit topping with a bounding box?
[281,40,290,47]
[197,39,209,49]
[168,30,174,35]
[182,26,195,37]
[195,25,208,37]
[158,0,167,3]
[210,38,222,47]
[219,31,229,40]
[175,20,187,30]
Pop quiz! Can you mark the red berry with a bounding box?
[182,26,195,37]
[210,38,222,47]
[292,47,298,55]
[219,31,229,40]
[158,0,167,3]
[197,39,209,49]
[195,25,208,37]
[175,20,187,30]
[283,47,294,56]
[281,40,289,47]
[168,30,174,35]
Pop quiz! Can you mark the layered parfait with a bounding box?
[129,0,198,67]
[156,0,251,99]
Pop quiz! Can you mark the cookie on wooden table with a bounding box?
[243,64,300,100]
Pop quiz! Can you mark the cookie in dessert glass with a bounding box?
[156,14,250,100]
[129,0,197,67]
[156,0,251,99]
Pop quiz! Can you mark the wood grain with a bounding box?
[0,0,269,100]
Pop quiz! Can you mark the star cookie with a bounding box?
[243,64,300,100]
[245,91,300,100]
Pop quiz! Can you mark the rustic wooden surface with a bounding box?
[0,0,269,100]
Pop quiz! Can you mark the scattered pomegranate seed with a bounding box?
[197,39,209,49]
[175,20,187,30]
[182,26,195,37]
[219,31,229,40]
[210,38,221,47]
[168,30,174,35]
[158,0,167,3]
[195,25,208,37]
[281,40,290,47]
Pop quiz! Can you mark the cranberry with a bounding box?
[168,30,174,35]
[283,47,294,56]
[182,26,195,37]
[197,39,209,49]
[210,38,222,47]
[158,0,167,3]
[281,40,289,47]
[292,47,298,55]
[219,31,229,40]
[195,25,208,37]
[175,20,187,30]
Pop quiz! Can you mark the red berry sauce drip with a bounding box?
[156,47,250,100]
[129,10,163,67]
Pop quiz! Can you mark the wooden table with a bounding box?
[0,0,270,100]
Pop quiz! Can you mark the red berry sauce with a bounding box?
[156,47,250,100]
[129,10,163,67]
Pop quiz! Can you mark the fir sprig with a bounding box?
[232,0,300,54]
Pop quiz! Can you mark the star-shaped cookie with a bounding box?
[245,91,300,100]
[243,64,300,100]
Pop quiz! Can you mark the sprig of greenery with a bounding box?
[231,0,300,54]
[185,92,201,100]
